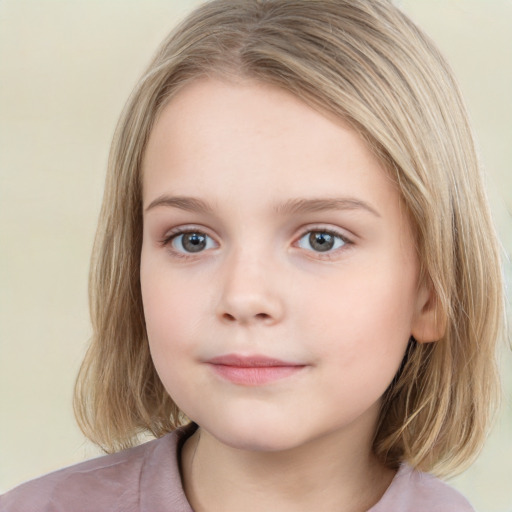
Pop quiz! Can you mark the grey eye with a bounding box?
[172,232,215,253]
[297,231,346,252]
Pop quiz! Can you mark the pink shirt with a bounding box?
[1,426,474,512]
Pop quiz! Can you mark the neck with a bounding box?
[180,419,395,512]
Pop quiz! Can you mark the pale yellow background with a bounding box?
[1,1,511,510]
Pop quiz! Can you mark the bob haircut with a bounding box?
[74,0,503,477]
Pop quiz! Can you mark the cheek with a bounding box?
[141,256,206,337]
[140,257,223,389]
[300,261,417,369]
[140,262,198,368]
[141,270,207,412]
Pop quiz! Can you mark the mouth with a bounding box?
[206,354,307,386]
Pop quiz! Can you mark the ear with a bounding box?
[411,281,446,343]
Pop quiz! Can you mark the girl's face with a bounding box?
[141,78,434,452]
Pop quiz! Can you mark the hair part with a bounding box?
[74,0,504,477]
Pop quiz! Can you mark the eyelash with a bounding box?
[159,226,353,260]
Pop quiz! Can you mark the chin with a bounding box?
[197,412,313,453]
[217,429,302,453]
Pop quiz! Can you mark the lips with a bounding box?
[206,354,307,386]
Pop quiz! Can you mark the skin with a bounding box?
[140,78,439,512]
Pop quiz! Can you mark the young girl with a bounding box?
[1,0,504,510]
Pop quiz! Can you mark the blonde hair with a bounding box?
[74,0,504,477]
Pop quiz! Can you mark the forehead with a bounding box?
[142,78,397,207]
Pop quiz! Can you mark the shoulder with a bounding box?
[370,464,475,512]
[0,439,159,512]
[0,427,194,512]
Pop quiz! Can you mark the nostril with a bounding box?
[221,312,272,323]
[222,313,237,322]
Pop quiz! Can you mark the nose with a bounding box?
[215,252,285,326]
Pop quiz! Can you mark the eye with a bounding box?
[296,230,347,253]
[168,231,217,254]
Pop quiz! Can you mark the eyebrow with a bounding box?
[275,197,381,217]
[144,195,381,217]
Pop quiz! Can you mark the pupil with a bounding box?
[309,232,334,252]
[183,233,206,252]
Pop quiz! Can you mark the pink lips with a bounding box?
[206,354,306,386]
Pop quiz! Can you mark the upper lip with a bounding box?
[206,354,304,367]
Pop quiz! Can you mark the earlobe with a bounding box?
[411,283,447,343]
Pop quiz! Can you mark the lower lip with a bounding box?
[208,364,305,386]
